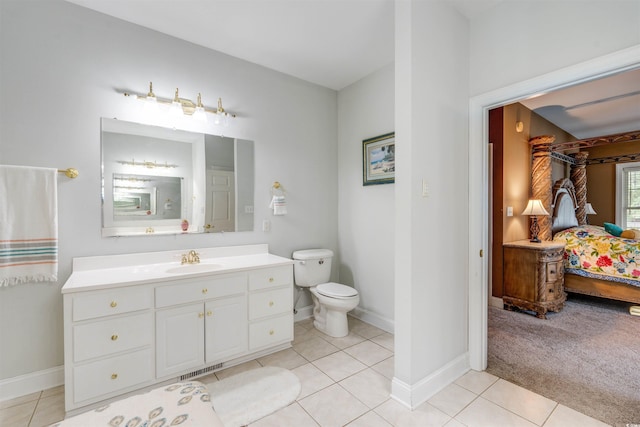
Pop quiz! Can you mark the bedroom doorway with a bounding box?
[467,46,640,371]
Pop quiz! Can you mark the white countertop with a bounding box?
[62,244,294,293]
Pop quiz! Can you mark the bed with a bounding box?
[551,180,640,304]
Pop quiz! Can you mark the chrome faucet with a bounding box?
[181,250,200,265]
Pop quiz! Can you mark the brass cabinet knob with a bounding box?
[110,301,117,308]
[269,277,274,282]
[269,301,274,307]
[269,329,275,336]
[202,288,208,294]
[198,312,204,318]
[207,310,212,316]
[111,334,118,341]
[111,373,118,380]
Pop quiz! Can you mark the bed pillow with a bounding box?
[621,229,640,239]
[604,222,623,237]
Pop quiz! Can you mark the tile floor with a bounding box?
[0,317,611,427]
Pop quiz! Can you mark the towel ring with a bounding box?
[271,181,286,196]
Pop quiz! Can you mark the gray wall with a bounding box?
[0,0,338,381]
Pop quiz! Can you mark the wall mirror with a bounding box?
[101,118,254,237]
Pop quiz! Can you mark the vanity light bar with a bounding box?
[122,82,236,125]
[117,160,178,169]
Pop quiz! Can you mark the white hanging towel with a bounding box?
[0,165,58,286]
[269,195,287,215]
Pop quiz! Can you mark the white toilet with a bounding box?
[292,249,359,338]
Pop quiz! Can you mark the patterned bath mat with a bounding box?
[207,366,301,426]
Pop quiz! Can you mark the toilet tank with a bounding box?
[292,249,333,287]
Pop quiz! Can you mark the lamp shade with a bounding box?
[585,203,597,215]
[522,199,550,216]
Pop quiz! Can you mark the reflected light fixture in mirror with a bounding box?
[123,82,235,126]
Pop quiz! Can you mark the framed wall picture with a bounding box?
[362,132,395,186]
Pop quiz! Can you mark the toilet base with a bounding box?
[309,288,359,338]
[314,311,349,338]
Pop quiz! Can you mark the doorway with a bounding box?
[467,46,640,371]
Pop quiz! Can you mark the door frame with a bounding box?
[468,45,640,371]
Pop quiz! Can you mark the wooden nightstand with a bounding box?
[502,240,566,319]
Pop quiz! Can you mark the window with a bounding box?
[616,162,640,229]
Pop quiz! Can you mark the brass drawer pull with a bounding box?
[202,288,208,294]
[198,312,204,318]
[111,334,118,341]
[111,373,118,380]
[110,301,117,308]
[269,301,274,307]
[269,277,274,283]
[207,310,212,316]
[269,329,275,336]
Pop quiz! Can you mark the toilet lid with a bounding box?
[316,282,358,298]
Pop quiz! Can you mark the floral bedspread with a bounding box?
[553,225,640,287]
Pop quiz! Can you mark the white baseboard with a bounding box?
[0,365,64,402]
[350,306,394,334]
[390,353,469,409]
[294,304,313,322]
[489,296,503,309]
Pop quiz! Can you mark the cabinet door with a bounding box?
[156,303,204,378]
[205,295,248,364]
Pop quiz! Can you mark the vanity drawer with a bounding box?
[248,266,292,291]
[155,274,247,308]
[249,313,293,350]
[72,286,152,322]
[73,348,153,404]
[73,312,152,362]
[248,287,292,320]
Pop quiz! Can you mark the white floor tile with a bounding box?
[374,398,452,427]
[29,394,65,427]
[339,368,391,408]
[543,404,611,427]
[299,384,369,426]
[428,383,477,417]
[371,356,395,380]
[455,397,538,427]
[293,336,340,361]
[454,369,499,395]
[344,340,393,366]
[346,410,393,426]
[348,318,386,339]
[370,332,394,351]
[257,348,308,370]
[0,400,37,427]
[291,363,335,400]
[312,351,367,382]
[482,379,557,426]
[214,360,262,380]
[321,331,367,350]
[249,402,319,427]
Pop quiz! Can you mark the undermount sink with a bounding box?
[165,263,224,274]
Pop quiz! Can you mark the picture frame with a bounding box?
[362,132,395,186]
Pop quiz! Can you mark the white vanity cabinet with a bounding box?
[62,245,294,414]
[63,285,155,409]
[155,273,248,378]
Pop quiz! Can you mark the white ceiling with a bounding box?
[66,0,639,139]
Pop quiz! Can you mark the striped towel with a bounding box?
[0,165,58,286]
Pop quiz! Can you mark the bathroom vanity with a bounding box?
[61,244,294,414]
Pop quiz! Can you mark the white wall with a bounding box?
[470,0,640,96]
[0,0,338,383]
[393,0,470,407]
[337,63,395,332]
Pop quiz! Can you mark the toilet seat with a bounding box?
[316,282,358,299]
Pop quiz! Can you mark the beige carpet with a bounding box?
[487,294,640,426]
